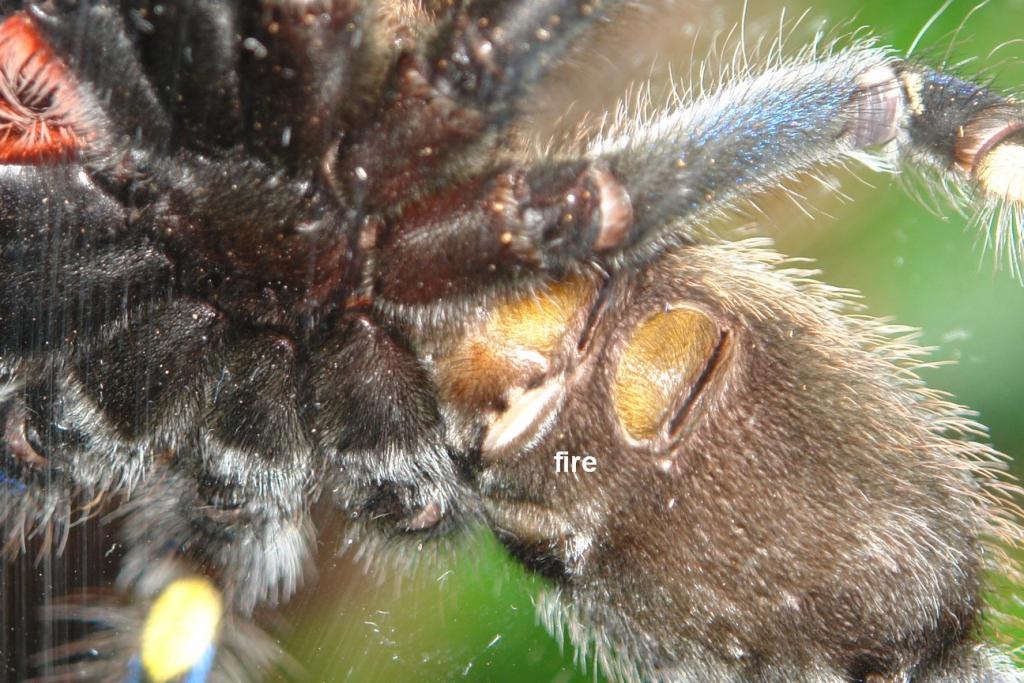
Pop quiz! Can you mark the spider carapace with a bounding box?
[0,0,1021,681]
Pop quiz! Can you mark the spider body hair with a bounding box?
[0,2,1020,682]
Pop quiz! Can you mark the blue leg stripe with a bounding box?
[183,644,216,683]
[124,655,141,683]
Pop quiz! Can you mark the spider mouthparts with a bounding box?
[481,379,565,457]
[613,306,722,442]
[405,499,443,531]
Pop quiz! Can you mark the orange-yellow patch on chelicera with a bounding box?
[489,277,592,353]
[613,307,718,441]
[438,277,593,409]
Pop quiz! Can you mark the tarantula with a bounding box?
[0,0,1022,681]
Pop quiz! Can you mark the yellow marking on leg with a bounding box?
[141,576,223,683]
[976,141,1024,204]
[613,307,718,441]
[490,277,592,353]
[900,71,925,117]
[438,276,594,409]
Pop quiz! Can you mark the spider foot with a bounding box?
[32,567,286,683]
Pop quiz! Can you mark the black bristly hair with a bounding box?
[0,1,1021,682]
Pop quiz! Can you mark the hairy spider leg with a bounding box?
[371,49,1024,313]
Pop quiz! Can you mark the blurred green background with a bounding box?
[281,1,1024,680]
